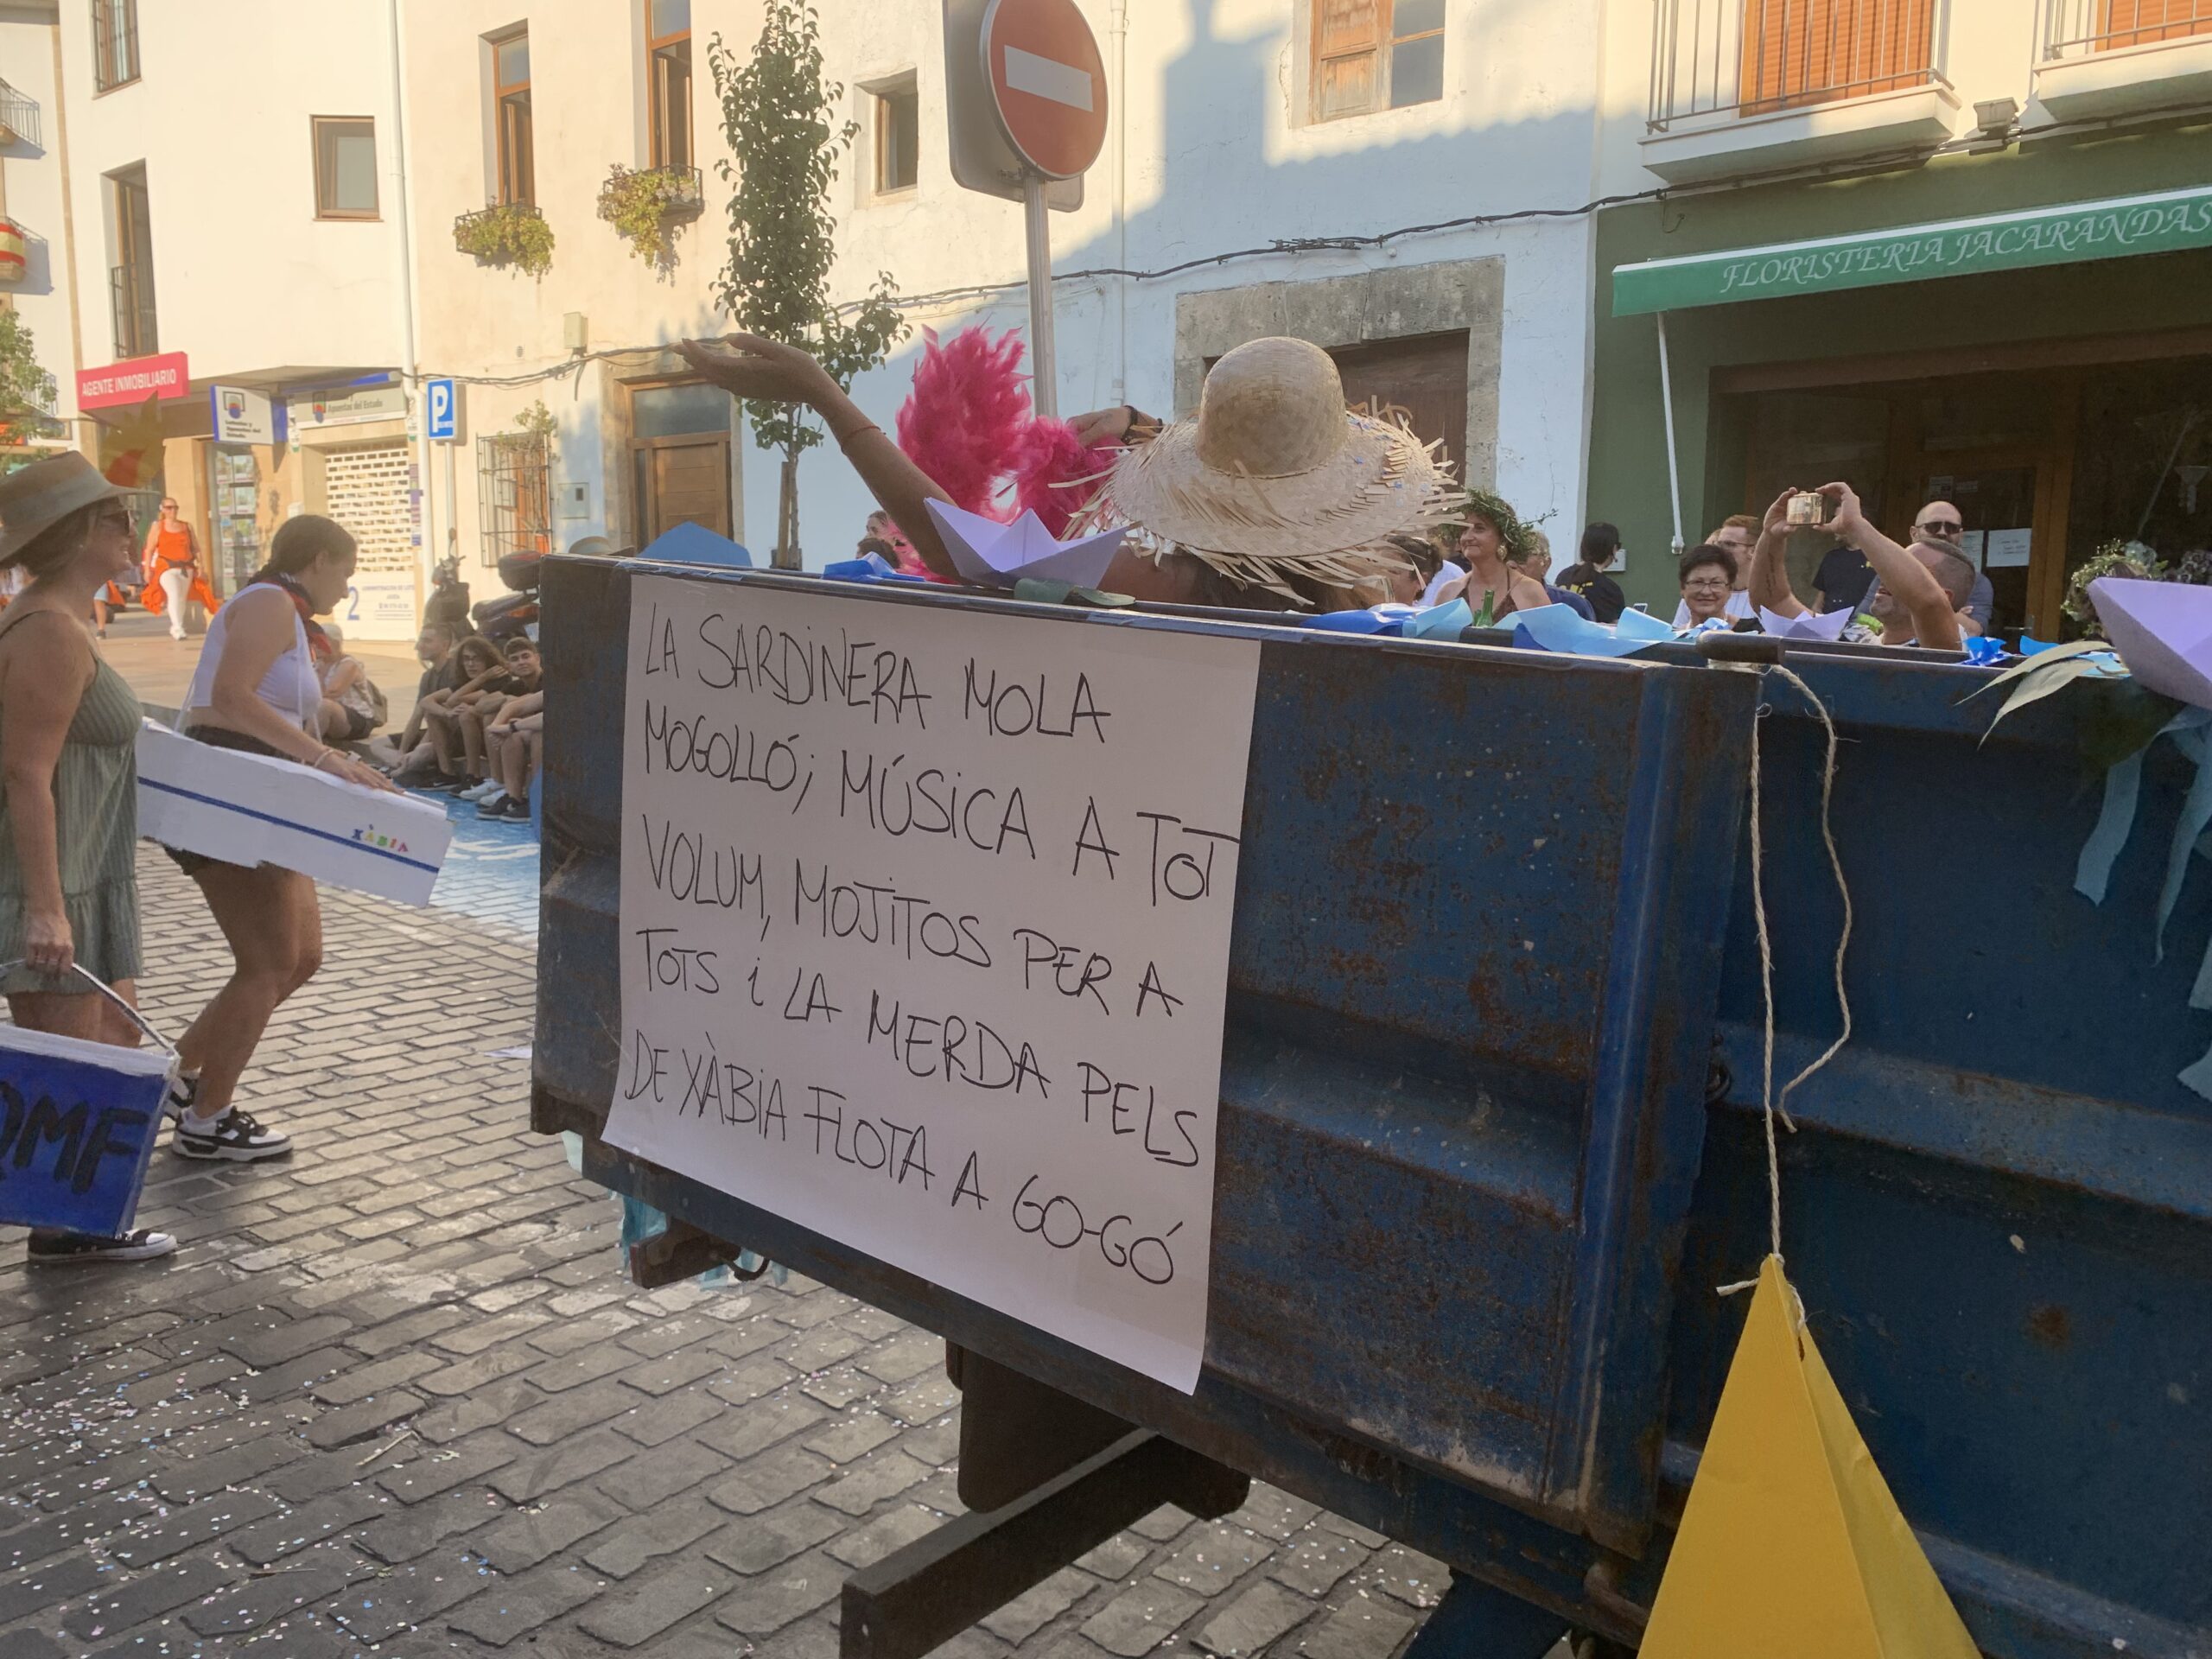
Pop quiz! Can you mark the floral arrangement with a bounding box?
[454,203,554,278]
[2063,541,2168,635]
[597,164,705,266]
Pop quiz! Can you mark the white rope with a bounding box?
[1715,659,1854,1287]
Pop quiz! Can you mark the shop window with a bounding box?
[647,0,692,171]
[874,78,919,195]
[92,0,137,92]
[1311,0,1445,123]
[1737,0,1936,114]
[313,118,379,219]
[493,29,534,207]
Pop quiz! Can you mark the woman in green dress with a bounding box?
[0,453,175,1264]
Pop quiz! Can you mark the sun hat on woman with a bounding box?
[1083,337,1458,605]
[0,454,127,567]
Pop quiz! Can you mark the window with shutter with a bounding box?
[2101,0,2212,48]
[1738,0,1935,114]
[1310,0,1446,123]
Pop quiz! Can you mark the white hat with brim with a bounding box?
[1084,337,1457,604]
[0,452,126,568]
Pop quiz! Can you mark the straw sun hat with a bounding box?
[0,452,127,567]
[1084,336,1458,604]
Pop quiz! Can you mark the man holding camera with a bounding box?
[1751,484,1966,652]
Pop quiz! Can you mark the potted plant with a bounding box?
[597,163,705,266]
[454,202,555,277]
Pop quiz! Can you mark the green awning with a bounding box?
[1611,184,2212,315]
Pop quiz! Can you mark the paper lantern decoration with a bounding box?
[1639,1256,1981,1659]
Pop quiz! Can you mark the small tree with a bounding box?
[0,312,60,447]
[710,3,906,568]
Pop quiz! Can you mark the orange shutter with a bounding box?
[1314,0,1384,119]
[2103,0,2212,46]
[1739,0,1934,113]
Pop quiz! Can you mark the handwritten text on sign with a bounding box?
[603,575,1260,1391]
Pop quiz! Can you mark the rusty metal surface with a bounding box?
[536,555,1756,1557]
[534,556,2212,1656]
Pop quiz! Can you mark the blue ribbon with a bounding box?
[823,553,925,584]
[2157,719,2212,962]
[2075,748,2145,905]
[1307,609,1402,636]
[1961,636,2011,666]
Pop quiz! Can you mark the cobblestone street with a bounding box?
[0,850,1454,1658]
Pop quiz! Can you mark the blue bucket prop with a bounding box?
[0,965,176,1239]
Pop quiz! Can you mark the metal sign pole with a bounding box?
[1023,173,1058,419]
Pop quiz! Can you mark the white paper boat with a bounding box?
[924,499,1127,590]
[1758,605,1854,641]
[2090,577,2212,709]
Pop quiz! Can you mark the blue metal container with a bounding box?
[531,557,2209,1657]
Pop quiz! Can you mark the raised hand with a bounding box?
[674,334,837,407]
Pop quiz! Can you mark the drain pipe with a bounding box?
[386,0,431,608]
[1656,311,1685,554]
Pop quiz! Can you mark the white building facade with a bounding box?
[1,3,80,454]
[11,0,1616,625]
[401,0,1611,576]
[12,0,423,633]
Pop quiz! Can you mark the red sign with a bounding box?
[77,352,191,411]
[982,0,1108,181]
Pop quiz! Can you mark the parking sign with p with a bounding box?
[425,377,459,443]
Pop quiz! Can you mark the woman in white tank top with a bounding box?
[160,516,397,1164]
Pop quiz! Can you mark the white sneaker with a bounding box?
[461,779,502,803]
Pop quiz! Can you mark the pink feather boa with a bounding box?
[893,327,1118,544]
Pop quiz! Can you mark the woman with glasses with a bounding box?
[0,454,175,1263]
[1677,545,1740,630]
[142,494,210,642]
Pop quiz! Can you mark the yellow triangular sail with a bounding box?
[1639,1256,1982,1659]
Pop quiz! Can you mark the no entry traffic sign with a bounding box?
[982,0,1109,181]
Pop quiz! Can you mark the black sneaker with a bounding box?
[174,1108,292,1162]
[496,797,532,822]
[28,1229,179,1265]
[163,1071,200,1124]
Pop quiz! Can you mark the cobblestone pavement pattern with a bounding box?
[0,852,1470,1658]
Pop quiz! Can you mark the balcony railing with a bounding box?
[0,79,39,148]
[110,262,157,359]
[1649,0,1945,129]
[2041,0,2212,60]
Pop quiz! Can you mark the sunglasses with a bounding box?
[1916,520,1962,536]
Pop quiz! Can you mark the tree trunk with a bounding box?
[773,447,802,569]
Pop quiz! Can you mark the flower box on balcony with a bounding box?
[597,164,706,266]
[454,201,555,277]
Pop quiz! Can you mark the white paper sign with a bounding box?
[603,575,1261,1391]
[1985,528,2033,569]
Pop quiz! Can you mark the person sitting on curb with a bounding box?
[1749,483,1965,652]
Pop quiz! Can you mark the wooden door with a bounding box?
[1738,0,1934,112]
[639,435,730,542]
[1327,332,1470,487]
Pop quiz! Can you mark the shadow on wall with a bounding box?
[753,0,1606,563]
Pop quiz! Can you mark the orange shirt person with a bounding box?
[142,496,213,642]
